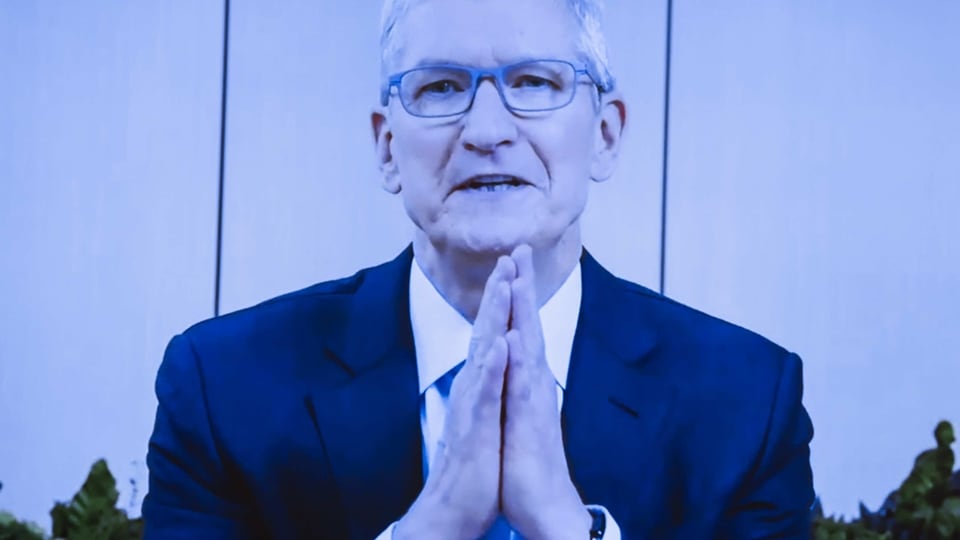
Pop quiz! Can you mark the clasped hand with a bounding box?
[396,245,592,540]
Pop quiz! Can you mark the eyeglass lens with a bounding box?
[398,60,577,117]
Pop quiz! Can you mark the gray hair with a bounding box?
[378,0,616,92]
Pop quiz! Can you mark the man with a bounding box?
[144,0,815,538]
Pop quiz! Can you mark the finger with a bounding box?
[509,273,541,335]
[508,245,542,337]
[509,276,546,372]
[504,328,559,435]
[451,336,505,441]
[508,246,549,378]
[504,329,533,404]
[470,257,515,357]
[477,256,511,328]
[476,335,508,409]
[510,244,533,278]
[448,336,506,428]
[467,282,510,373]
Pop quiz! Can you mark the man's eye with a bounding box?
[513,76,557,89]
[419,80,464,96]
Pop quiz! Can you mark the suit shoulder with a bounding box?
[606,273,793,364]
[178,263,376,348]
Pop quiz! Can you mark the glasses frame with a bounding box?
[380,59,611,118]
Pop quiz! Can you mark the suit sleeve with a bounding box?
[142,333,255,540]
[719,352,815,539]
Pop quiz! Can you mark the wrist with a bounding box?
[394,488,487,540]
[572,506,596,540]
[393,492,437,540]
[527,505,593,540]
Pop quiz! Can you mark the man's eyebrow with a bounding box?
[410,56,544,68]
[410,58,462,67]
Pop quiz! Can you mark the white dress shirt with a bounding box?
[375,258,621,540]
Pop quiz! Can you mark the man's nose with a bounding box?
[460,79,518,154]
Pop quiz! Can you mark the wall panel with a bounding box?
[0,2,223,527]
[219,0,667,314]
[666,1,960,516]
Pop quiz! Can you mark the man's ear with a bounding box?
[590,93,627,183]
[371,109,401,194]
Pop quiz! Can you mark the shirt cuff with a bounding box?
[586,504,622,540]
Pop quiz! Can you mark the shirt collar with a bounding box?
[409,257,582,394]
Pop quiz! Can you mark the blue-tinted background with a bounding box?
[1,0,957,530]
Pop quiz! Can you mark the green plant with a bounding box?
[0,510,45,540]
[813,420,960,540]
[0,460,142,540]
[1,421,957,538]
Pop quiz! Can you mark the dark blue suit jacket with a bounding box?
[143,247,814,539]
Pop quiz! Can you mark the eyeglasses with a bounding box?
[381,59,609,118]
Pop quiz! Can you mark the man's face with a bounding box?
[374,0,623,256]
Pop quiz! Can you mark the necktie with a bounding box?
[432,360,462,404]
[431,362,517,540]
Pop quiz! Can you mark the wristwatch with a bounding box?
[586,506,606,539]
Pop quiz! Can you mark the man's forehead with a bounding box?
[398,0,568,16]
[389,0,580,71]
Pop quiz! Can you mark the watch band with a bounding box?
[586,506,606,539]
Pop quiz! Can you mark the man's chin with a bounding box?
[446,231,534,258]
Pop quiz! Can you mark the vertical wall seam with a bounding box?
[214,0,230,317]
[658,0,674,296]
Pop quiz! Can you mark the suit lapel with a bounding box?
[563,251,679,527]
[301,247,678,535]
[304,247,423,539]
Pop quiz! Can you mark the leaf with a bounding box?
[58,459,125,537]
[943,497,960,517]
[913,506,935,522]
[77,460,119,506]
[0,512,46,540]
[49,502,68,538]
[24,523,44,539]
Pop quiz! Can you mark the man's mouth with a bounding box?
[457,174,531,193]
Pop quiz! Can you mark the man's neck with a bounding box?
[411,228,582,323]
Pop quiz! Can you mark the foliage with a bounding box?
[0,422,957,538]
[813,420,960,540]
[0,510,45,540]
[0,460,142,540]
